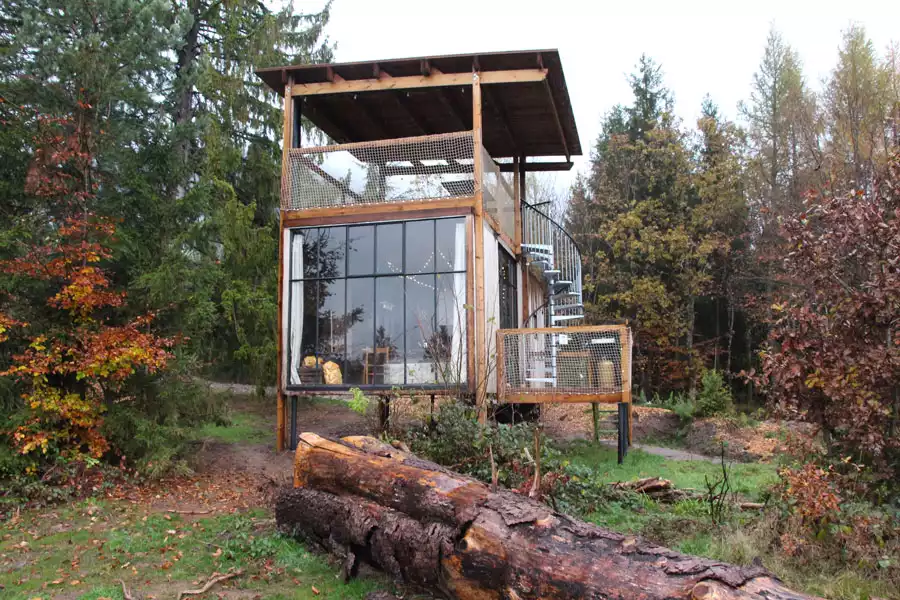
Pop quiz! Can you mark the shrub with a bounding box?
[406,401,552,489]
[103,370,229,478]
[695,369,733,417]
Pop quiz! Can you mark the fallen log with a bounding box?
[277,432,818,600]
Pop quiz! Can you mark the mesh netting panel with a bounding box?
[283,132,475,210]
[499,326,632,397]
[481,148,516,241]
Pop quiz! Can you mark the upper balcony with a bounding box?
[282,131,517,242]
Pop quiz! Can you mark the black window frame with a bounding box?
[498,244,518,330]
[287,216,468,390]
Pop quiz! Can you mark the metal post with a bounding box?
[592,403,600,443]
[617,402,628,464]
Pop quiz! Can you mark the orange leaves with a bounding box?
[780,463,842,524]
[2,214,120,317]
[1,211,173,460]
[0,312,22,342]
[50,266,125,317]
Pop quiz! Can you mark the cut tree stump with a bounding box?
[276,432,819,600]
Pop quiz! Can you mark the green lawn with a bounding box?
[0,500,389,599]
[564,441,779,500]
[194,411,271,444]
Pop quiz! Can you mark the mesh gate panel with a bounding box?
[498,326,632,398]
[283,132,475,211]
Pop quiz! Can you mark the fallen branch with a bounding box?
[611,477,699,502]
[177,570,243,600]
[118,579,134,600]
[167,508,212,515]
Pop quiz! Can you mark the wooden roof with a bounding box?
[256,50,582,161]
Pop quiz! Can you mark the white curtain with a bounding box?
[289,233,303,385]
[451,221,466,383]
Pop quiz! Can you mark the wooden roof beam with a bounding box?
[326,65,388,140]
[482,85,520,156]
[290,68,547,97]
[537,53,570,162]
[499,161,573,172]
[374,63,431,135]
[422,61,469,131]
[303,98,354,144]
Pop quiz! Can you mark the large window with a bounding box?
[498,245,518,329]
[288,217,467,387]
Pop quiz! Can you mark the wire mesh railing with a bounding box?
[497,325,632,400]
[282,132,475,211]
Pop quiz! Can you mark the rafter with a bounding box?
[482,85,520,156]
[537,53,570,162]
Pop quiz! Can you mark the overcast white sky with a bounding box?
[299,0,898,184]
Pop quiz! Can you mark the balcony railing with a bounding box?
[282,132,519,242]
[481,147,516,241]
[282,132,476,211]
[497,325,632,402]
[521,202,584,325]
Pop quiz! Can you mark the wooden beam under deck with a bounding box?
[291,69,548,97]
[281,196,476,227]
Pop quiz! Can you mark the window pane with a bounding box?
[405,274,435,383]
[376,223,402,275]
[317,279,346,379]
[317,226,346,279]
[436,217,466,272]
[375,276,405,384]
[436,272,467,384]
[405,220,434,274]
[348,225,374,275]
[301,229,318,278]
[345,278,374,385]
[288,281,319,385]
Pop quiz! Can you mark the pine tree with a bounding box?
[825,24,888,187]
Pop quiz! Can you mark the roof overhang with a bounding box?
[256,49,582,161]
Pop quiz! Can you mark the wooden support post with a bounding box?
[592,402,600,443]
[276,76,295,452]
[472,72,488,423]
[513,156,521,249]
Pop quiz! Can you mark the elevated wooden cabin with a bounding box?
[257,50,631,451]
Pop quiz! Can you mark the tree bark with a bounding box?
[277,432,819,600]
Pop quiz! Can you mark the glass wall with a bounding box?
[288,217,467,387]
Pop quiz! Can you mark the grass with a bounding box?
[563,441,778,500]
[0,500,389,599]
[194,411,270,444]
[553,441,898,600]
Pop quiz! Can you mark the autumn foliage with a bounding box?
[0,115,174,463]
[762,154,900,489]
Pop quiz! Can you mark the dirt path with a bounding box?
[603,440,721,463]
